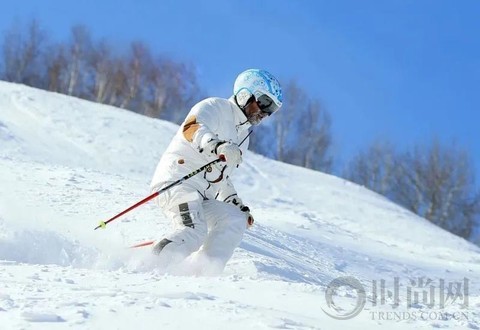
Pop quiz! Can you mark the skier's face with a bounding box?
[245,100,269,125]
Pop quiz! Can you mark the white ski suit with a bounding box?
[150,96,251,274]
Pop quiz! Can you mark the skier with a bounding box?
[150,69,283,275]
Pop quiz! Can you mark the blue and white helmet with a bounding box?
[233,69,283,114]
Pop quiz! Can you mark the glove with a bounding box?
[241,205,254,228]
[216,141,242,167]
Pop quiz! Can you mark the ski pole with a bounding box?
[129,240,155,249]
[94,156,225,230]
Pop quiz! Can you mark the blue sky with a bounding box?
[1,0,479,177]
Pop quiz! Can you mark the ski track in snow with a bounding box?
[0,82,479,329]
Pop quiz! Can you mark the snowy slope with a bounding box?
[0,81,479,329]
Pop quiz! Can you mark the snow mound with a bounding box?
[0,227,95,267]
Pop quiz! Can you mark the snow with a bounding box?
[0,81,479,329]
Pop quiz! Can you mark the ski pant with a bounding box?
[154,183,247,274]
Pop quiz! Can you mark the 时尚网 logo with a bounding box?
[322,276,470,321]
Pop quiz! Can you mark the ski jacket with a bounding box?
[150,96,251,203]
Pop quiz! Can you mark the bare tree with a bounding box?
[142,58,168,118]
[143,58,202,122]
[273,81,298,162]
[118,41,151,109]
[1,19,47,87]
[86,39,115,103]
[107,58,128,107]
[64,25,92,96]
[344,140,396,195]
[299,99,333,171]
[345,139,480,239]
[393,140,479,238]
[44,43,67,92]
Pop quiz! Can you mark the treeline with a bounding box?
[0,19,202,123]
[250,80,333,172]
[344,140,480,239]
[0,19,334,172]
[1,20,478,243]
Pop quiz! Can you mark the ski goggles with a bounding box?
[255,94,280,115]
